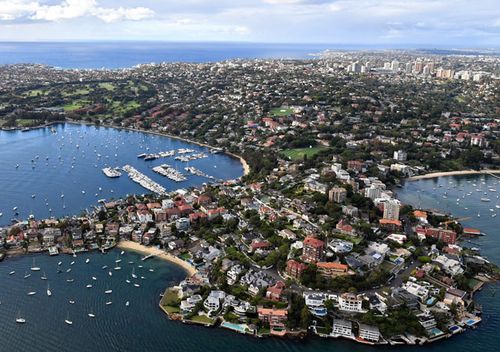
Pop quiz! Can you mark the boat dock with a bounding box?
[122,165,167,195]
[152,164,186,182]
[102,167,122,178]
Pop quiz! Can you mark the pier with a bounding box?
[122,165,166,195]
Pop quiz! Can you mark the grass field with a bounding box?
[282,146,327,161]
[190,315,214,325]
[270,107,294,117]
[98,82,116,91]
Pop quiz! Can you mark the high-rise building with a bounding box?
[414,61,423,73]
[405,62,412,73]
[391,60,399,71]
[329,187,347,203]
[302,236,325,264]
[383,199,401,220]
[393,150,407,161]
[423,64,431,75]
[383,62,391,70]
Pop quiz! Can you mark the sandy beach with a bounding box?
[407,169,500,181]
[117,240,198,277]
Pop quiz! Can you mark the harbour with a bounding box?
[0,123,244,225]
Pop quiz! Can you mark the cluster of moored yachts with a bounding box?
[8,251,156,326]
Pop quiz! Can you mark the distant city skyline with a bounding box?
[0,0,499,47]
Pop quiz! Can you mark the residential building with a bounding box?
[302,236,325,264]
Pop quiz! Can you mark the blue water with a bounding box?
[0,179,498,351]
[0,42,336,69]
[0,123,243,225]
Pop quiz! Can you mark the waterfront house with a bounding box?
[331,319,354,338]
[338,293,364,313]
[358,324,380,342]
[257,307,287,331]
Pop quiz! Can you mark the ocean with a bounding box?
[0,42,338,69]
[0,123,244,225]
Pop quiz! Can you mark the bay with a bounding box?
[0,123,244,225]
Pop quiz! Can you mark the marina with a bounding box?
[152,164,187,182]
[0,123,244,224]
[122,165,167,195]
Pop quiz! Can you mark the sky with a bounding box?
[0,0,499,47]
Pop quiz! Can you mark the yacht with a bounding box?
[30,258,41,271]
[27,290,36,296]
[16,312,26,324]
[64,313,73,325]
[70,261,75,265]
[47,284,52,297]
[88,312,96,318]
[86,284,93,288]
[41,272,47,280]
[134,283,140,288]
[125,301,130,307]
[105,301,112,305]
[105,289,112,294]
[66,279,74,283]
[85,258,90,264]
[69,300,75,304]
[24,272,31,279]
[9,271,15,275]
[108,271,112,277]
[125,277,131,284]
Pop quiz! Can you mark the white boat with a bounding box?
[108,271,112,277]
[27,291,36,296]
[92,276,97,281]
[133,283,140,288]
[131,268,137,279]
[149,269,154,272]
[24,272,31,279]
[40,272,47,280]
[47,284,52,297]
[86,284,93,288]
[66,268,72,273]
[105,301,112,305]
[69,300,75,304]
[114,266,121,270]
[9,271,15,275]
[120,251,125,255]
[125,301,130,307]
[16,312,26,324]
[66,279,74,283]
[85,259,90,264]
[105,289,112,294]
[70,261,75,265]
[125,277,131,284]
[58,261,62,266]
[30,258,41,271]
[102,265,108,269]
[64,314,73,325]
[88,312,96,318]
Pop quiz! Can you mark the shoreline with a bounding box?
[117,240,198,278]
[407,169,500,181]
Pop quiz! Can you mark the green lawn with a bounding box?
[23,89,48,97]
[282,146,327,161]
[61,100,89,111]
[163,305,180,314]
[270,107,294,117]
[98,82,116,91]
[190,315,214,325]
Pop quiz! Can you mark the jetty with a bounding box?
[122,165,166,195]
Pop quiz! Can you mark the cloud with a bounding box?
[0,0,154,22]
[93,7,155,23]
[0,0,38,20]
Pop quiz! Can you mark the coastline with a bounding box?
[407,169,500,181]
[117,240,198,277]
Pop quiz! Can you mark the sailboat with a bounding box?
[131,268,137,279]
[108,271,112,277]
[92,276,97,281]
[16,311,26,324]
[47,283,52,297]
[125,301,130,307]
[85,258,90,264]
[86,284,93,288]
[27,288,36,296]
[30,258,41,271]
[9,270,15,275]
[24,271,31,279]
[125,277,131,284]
[104,287,112,294]
[88,310,96,318]
[64,312,73,325]
[41,272,47,280]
